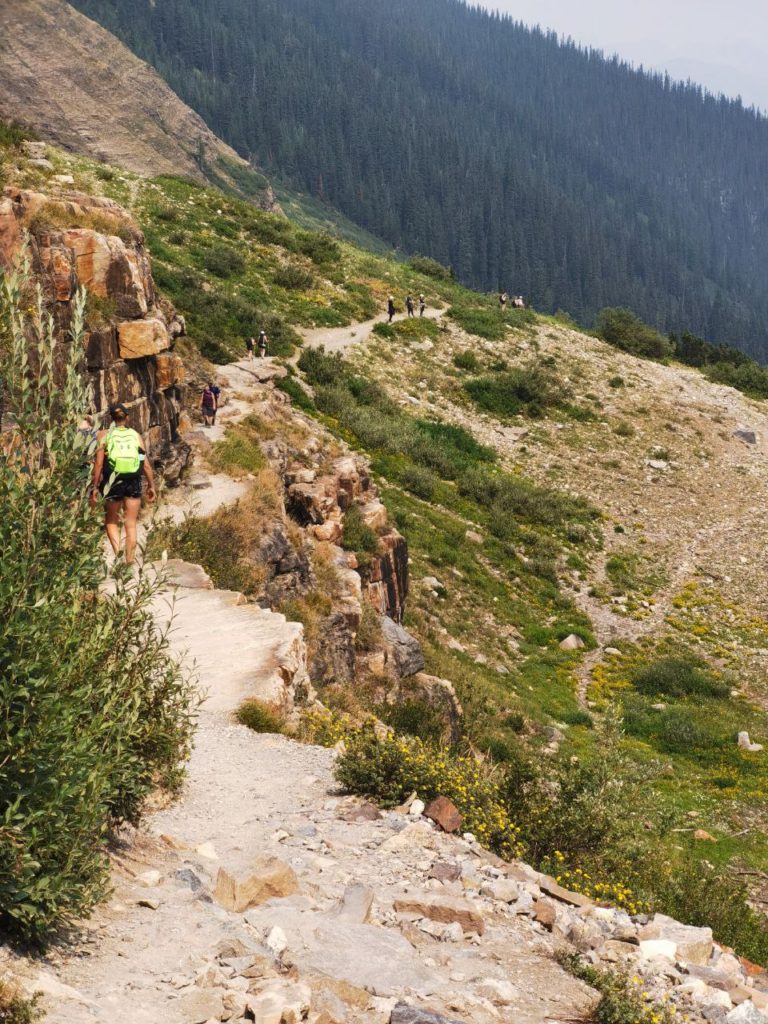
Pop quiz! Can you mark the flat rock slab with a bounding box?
[394,894,484,936]
[243,904,441,997]
[157,559,214,590]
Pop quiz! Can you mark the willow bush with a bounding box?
[0,266,195,945]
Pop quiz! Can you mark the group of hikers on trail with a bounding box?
[245,330,269,361]
[388,293,427,322]
[499,292,525,311]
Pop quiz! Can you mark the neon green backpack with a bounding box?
[106,426,141,475]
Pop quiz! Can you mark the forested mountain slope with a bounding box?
[71,0,768,359]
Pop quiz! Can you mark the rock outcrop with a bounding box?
[1,185,190,474]
[0,0,278,209]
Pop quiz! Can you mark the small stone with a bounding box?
[424,796,463,833]
[394,894,484,935]
[533,898,557,930]
[639,939,677,960]
[179,989,225,1023]
[213,856,298,913]
[136,869,161,887]
[559,634,586,651]
[488,878,520,903]
[265,925,288,957]
[475,978,518,1005]
[137,896,161,910]
[604,647,622,656]
[175,868,204,892]
[409,799,426,818]
[330,884,375,924]
[429,862,461,883]
[695,829,719,843]
[196,842,219,860]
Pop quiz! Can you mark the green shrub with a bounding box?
[275,374,315,411]
[0,271,194,944]
[355,602,383,653]
[336,726,522,858]
[705,360,768,399]
[596,307,673,360]
[374,699,447,744]
[408,254,453,280]
[208,424,267,477]
[397,464,439,500]
[608,375,625,388]
[201,244,245,278]
[613,421,635,437]
[296,232,341,265]
[0,980,41,1024]
[449,304,507,341]
[559,955,676,1024]
[341,504,380,567]
[453,351,481,372]
[236,699,285,734]
[465,364,566,418]
[632,657,730,699]
[651,859,768,967]
[274,264,315,290]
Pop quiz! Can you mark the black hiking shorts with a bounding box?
[101,471,142,501]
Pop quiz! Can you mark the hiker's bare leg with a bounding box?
[123,498,142,564]
[104,500,122,555]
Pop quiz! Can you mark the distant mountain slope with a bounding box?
[70,0,768,359]
[0,0,275,206]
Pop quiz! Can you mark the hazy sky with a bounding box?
[486,1,768,112]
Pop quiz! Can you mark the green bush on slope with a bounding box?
[0,270,195,945]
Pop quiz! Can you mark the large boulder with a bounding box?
[213,856,299,913]
[117,318,170,359]
[381,617,425,678]
[639,914,713,965]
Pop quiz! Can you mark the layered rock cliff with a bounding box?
[0,180,190,476]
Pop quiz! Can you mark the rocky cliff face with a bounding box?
[0,0,278,210]
[0,179,190,476]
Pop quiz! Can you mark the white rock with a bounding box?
[264,925,287,957]
[476,978,519,1005]
[409,799,426,817]
[136,869,161,887]
[738,731,764,753]
[559,633,586,651]
[196,842,218,860]
[727,1001,765,1023]
[639,939,677,961]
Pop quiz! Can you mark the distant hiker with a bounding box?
[258,330,269,358]
[210,382,222,424]
[406,294,415,318]
[201,382,217,427]
[245,335,255,362]
[419,294,426,317]
[499,291,508,311]
[514,295,526,309]
[90,403,155,565]
[387,295,395,323]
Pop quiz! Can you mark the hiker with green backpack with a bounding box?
[90,403,156,564]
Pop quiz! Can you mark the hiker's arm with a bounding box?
[140,438,156,502]
[90,435,105,506]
